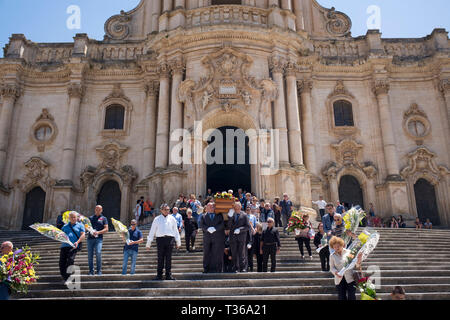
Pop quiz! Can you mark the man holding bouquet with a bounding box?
[60,212,85,283]
[122,219,144,275]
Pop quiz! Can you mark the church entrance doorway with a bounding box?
[338,175,365,210]
[414,178,440,226]
[97,180,121,231]
[22,187,46,230]
[206,126,251,194]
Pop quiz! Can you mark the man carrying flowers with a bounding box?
[0,241,13,300]
[60,212,85,284]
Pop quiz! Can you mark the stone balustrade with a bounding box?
[184,5,269,29]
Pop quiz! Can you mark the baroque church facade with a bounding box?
[0,0,449,230]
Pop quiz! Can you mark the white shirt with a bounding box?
[312,200,327,210]
[135,204,142,217]
[146,214,181,248]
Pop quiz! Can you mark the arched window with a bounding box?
[104,105,125,130]
[333,100,354,127]
[211,0,242,5]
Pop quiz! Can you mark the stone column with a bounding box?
[440,79,450,125]
[329,174,339,203]
[155,63,171,170]
[373,80,401,178]
[281,0,292,10]
[169,58,185,167]
[284,63,304,167]
[143,81,159,176]
[292,0,305,31]
[297,79,317,175]
[269,57,290,167]
[151,0,162,33]
[0,85,21,184]
[163,0,173,12]
[60,83,84,183]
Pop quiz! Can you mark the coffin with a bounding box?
[214,198,235,221]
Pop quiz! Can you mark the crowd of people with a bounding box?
[2,190,419,301]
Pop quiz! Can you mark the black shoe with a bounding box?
[166,275,176,280]
[153,276,163,281]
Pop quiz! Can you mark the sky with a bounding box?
[0,0,449,57]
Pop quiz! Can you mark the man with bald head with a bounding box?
[0,241,13,300]
[87,205,109,276]
[200,202,225,273]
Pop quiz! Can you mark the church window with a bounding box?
[333,100,354,127]
[104,104,125,130]
[211,0,242,5]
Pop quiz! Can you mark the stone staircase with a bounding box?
[2,226,450,300]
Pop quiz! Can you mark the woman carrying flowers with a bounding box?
[314,223,330,271]
[295,214,313,260]
[329,236,362,300]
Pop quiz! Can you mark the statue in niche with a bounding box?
[242,91,251,106]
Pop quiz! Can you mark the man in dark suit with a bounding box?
[229,202,250,273]
[200,202,225,273]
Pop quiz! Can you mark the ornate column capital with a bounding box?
[157,62,171,79]
[67,83,85,99]
[439,78,450,95]
[269,56,286,74]
[0,84,21,101]
[284,61,298,77]
[372,80,390,96]
[145,80,160,97]
[297,79,313,95]
[169,58,185,76]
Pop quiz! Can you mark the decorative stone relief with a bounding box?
[402,103,431,145]
[14,157,55,192]
[104,10,132,40]
[324,7,352,38]
[96,140,129,170]
[332,139,363,166]
[178,46,277,128]
[328,80,354,99]
[401,147,450,185]
[29,108,58,152]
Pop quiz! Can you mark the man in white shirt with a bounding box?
[146,204,181,280]
[312,196,328,219]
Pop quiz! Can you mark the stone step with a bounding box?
[19,283,450,299]
[17,292,450,300]
[28,276,450,291]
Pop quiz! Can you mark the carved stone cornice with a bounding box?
[145,80,160,97]
[0,84,21,101]
[297,79,313,95]
[67,83,85,99]
[372,80,390,96]
[269,56,286,74]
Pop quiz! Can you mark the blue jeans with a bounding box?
[122,250,138,275]
[87,238,103,274]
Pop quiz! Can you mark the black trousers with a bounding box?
[262,244,277,272]
[336,277,356,300]
[296,237,312,257]
[156,236,175,277]
[203,235,224,273]
[319,246,330,271]
[185,231,196,251]
[275,212,282,227]
[59,247,78,281]
[230,239,248,272]
[247,248,253,271]
[255,253,263,272]
[319,209,325,219]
